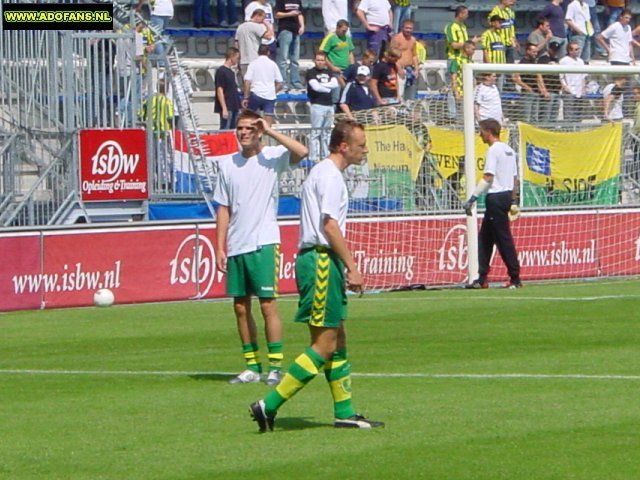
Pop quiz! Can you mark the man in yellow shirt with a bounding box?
[488,0,519,63]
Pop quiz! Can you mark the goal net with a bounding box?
[268,63,640,291]
[460,62,640,285]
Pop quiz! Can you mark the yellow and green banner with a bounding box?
[429,126,509,183]
[518,122,622,206]
[364,125,425,209]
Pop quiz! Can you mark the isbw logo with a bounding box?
[91,140,140,182]
[438,224,468,272]
[170,234,222,298]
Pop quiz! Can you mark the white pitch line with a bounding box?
[335,294,640,302]
[1,369,640,381]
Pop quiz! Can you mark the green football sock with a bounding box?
[267,341,284,372]
[242,342,262,374]
[264,347,325,415]
[324,348,356,419]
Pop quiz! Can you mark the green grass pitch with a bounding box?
[1,280,640,479]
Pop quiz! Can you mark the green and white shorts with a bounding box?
[226,244,280,298]
[294,246,347,328]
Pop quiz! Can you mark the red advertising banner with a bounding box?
[1,211,639,311]
[78,129,148,201]
[0,233,42,311]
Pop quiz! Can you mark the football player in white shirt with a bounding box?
[214,110,308,386]
[463,118,522,289]
[250,120,385,432]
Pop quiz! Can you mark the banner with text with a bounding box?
[78,129,148,201]
[519,122,622,206]
[429,126,510,182]
[2,211,639,311]
[364,125,424,210]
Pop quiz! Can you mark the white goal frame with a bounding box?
[461,62,640,282]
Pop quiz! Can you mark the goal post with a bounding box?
[462,61,640,284]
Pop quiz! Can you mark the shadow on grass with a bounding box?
[189,373,234,382]
[273,416,329,431]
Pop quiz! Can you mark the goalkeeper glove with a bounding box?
[508,204,520,222]
[462,196,477,216]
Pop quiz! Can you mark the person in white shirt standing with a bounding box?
[597,9,638,65]
[565,0,594,64]
[214,110,308,386]
[474,72,503,125]
[243,45,284,126]
[322,0,348,33]
[250,119,385,432]
[559,41,588,122]
[356,0,393,58]
[464,118,522,289]
[603,76,626,121]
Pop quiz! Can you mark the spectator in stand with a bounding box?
[585,0,608,58]
[136,0,173,58]
[339,65,376,117]
[320,20,355,82]
[140,79,174,189]
[356,0,393,58]
[445,6,479,72]
[243,45,284,126]
[245,0,277,53]
[565,0,594,64]
[342,49,377,83]
[512,43,547,123]
[540,0,567,56]
[322,0,349,33]
[448,40,475,119]
[390,19,419,100]
[527,17,553,58]
[217,0,238,27]
[370,48,401,105]
[245,0,274,24]
[536,40,563,123]
[215,47,241,129]
[603,76,626,122]
[307,51,340,164]
[483,15,507,65]
[482,15,507,90]
[559,41,587,121]
[488,0,519,64]
[193,0,215,28]
[603,0,627,26]
[474,72,503,125]
[597,9,637,65]
[235,9,273,78]
[275,0,305,91]
[391,0,411,34]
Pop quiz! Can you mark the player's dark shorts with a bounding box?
[294,246,347,328]
[227,244,280,298]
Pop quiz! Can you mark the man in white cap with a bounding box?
[339,65,376,116]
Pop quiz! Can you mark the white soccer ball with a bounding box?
[93,288,115,307]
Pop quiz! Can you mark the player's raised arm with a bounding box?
[254,118,309,164]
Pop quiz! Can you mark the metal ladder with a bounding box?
[113,1,217,216]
